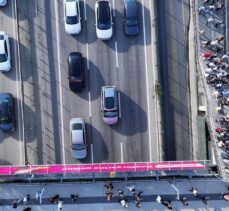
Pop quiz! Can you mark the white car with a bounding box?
[0,0,7,6]
[70,118,87,159]
[95,1,113,40]
[64,0,81,34]
[0,31,11,72]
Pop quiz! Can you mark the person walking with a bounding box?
[12,200,18,209]
[180,197,189,206]
[215,20,223,28]
[104,183,113,191]
[70,194,78,202]
[190,187,199,197]
[105,192,113,201]
[23,194,30,205]
[49,194,59,204]
[58,200,63,211]
[126,185,136,193]
[206,16,214,26]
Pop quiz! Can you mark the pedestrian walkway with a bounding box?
[0,178,228,210]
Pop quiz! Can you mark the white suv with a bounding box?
[95,1,113,40]
[0,31,11,72]
[64,0,81,34]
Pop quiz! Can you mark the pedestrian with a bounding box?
[202,196,210,205]
[206,16,214,26]
[12,200,18,209]
[221,193,229,201]
[70,194,78,202]
[216,36,224,43]
[133,199,142,208]
[120,199,128,208]
[203,0,210,6]
[202,52,212,59]
[118,190,125,198]
[49,194,59,204]
[215,3,223,10]
[199,6,210,15]
[199,30,205,36]
[161,200,173,210]
[126,185,136,193]
[23,194,30,204]
[58,200,63,211]
[215,20,223,28]
[225,167,229,174]
[23,207,31,211]
[133,191,143,202]
[104,183,113,190]
[189,187,199,197]
[216,46,223,54]
[156,195,162,203]
[180,197,189,206]
[202,40,211,47]
[208,5,216,10]
[105,192,113,201]
[221,54,229,62]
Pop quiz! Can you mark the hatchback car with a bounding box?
[0,93,15,133]
[0,31,11,72]
[101,86,119,124]
[70,118,87,159]
[0,0,7,6]
[95,1,113,40]
[64,0,81,34]
[123,0,139,36]
[68,52,84,92]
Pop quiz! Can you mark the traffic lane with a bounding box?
[114,0,152,162]
[0,1,24,165]
[85,0,123,163]
[56,0,94,164]
[166,0,192,160]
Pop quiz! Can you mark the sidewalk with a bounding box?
[0,178,228,210]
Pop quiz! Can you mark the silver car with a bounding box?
[70,118,87,159]
[101,86,119,124]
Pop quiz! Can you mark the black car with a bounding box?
[123,0,139,36]
[68,52,84,92]
[0,93,15,133]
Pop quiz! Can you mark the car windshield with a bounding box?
[126,17,138,26]
[66,16,79,24]
[0,101,11,124]
[104,111,117,117]
[72,143,85,150]
[0,53,7,62]
[72,123,83,130]
[105,97,114,109]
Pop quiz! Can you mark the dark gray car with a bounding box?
[123,0,139,36]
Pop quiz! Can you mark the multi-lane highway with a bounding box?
[14,0,161,165]
[0,0,195,166]
[0,1,24,165]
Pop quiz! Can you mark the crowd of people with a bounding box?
[198,0,229,175]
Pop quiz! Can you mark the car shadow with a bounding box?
[112,91,148,136]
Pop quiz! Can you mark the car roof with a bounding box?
[72,129,84,144]
[66,0,77,16]
[125,1,137,17]
[98,1,110,21]
[68,52,82,76]
[0,94,11,118]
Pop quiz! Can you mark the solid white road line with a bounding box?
[83,0,87,21]
[120,142,124,163]
[112,0,115,17]
[13,0,24,164]
[115,41,119,68]
[54,1,66,164]
[91,143,94,163]
[86,42,89,70]
[88,92,92,117]
[141,0,152,162]
[118,92,121,118]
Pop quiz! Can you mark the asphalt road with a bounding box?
[17,0,160,165]
[156,0,192,160]
[0,1,24,165]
